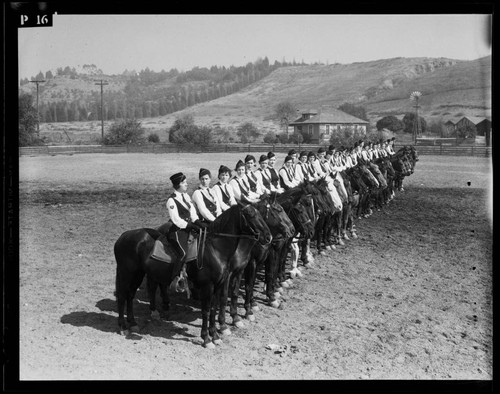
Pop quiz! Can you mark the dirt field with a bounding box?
[16,153,492,381]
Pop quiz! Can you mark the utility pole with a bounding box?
[410,91,422,144]
[30,79,45,135]
[94,80,109,141]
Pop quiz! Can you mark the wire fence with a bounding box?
[19,143,492,157]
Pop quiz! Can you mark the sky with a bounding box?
[18,14,492,80]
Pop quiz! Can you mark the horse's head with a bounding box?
[239,202,273,246]
[254,196,295,240]
[294,195,315,239]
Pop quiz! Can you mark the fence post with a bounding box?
[440,144,442,155]
[471,146,474,156]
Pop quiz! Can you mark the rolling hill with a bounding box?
[22,56,491,143]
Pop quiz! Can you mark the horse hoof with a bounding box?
[290,271,297,279]
[320,250,327,256]
[246,314,256,322]
[252,305,260,312]
[221,328,232,336]
[203,342,216,349]
[119,329,130,336]
[213,338,223,346]
[295,269,303,278]
[325,245,332,250]
[343,234,350,240]
[234,320,245,329]
[274,291,282,299]
[269,300,280,308]
[285,278,293,286]
[351,233,358,239]
[129,325,140,333]
[281,281,290,289]
[337,239,345,246]
[277,287,285,294]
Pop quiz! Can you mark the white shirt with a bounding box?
[279,166,299,189]
[229,175,260,203]
[313,159,328,178]
[293,162,306,184]
[213,182,237,211]
[191,186,222,222]
[166,190,199,229]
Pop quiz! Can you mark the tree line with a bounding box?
[19,57,310,124]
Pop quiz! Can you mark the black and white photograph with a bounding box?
[6,3,493,386]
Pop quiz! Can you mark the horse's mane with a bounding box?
[277,185,305,205]
[209,204,241,233]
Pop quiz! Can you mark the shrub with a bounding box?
[103,119,145,145]
[148,133,160,143]
[277,133,290,144]
[376,115,404,132]
[263,131,278,144]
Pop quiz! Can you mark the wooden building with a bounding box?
[289,108,369,144]
[455,116,492,146]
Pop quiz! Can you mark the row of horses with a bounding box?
[114,146,419,348]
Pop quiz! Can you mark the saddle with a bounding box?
[147,226,199,263]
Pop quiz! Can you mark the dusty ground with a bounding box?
[15,153,492,381]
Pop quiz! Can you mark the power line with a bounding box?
[29,79,46,135]
[94,80,109,141]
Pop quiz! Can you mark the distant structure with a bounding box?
[410,91,422,143]
[455,116,492,146]
[289,108,369,144]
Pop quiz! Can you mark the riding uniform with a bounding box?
[213,181,237,212]
[167,190,199,231]
[191,185,222,223]
[229,173,260,204]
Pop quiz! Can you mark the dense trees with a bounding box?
[402,112,427,134]
[18,93,42,146]
[20,57,304,124]
[376,115,404,132]
[237,122,260,143]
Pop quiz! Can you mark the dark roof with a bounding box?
[458,116,491,125]
[290,108,369,125]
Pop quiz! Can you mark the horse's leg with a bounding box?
[217,274,231,338]
[243,258,258,321]
[125,272,144,333]
[289,238,303,278]
[199,283,215,348]
[115,268,128,334]
[264,252,280,308]
[158,283,170,318]
[316,216,326,255]
[229,270,246,328]
[146,275,160,320]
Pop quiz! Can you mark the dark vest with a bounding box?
[268,167,281,188]
[232,176,249,197]
[246,171,258,192]
[216,182,231,205]
[258,168,272,189]
[199,188,217,217]
[279,167,293,190]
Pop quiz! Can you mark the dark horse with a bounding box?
[114,202,272,348]
[275,185,316,290]
[228,195,295,324]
